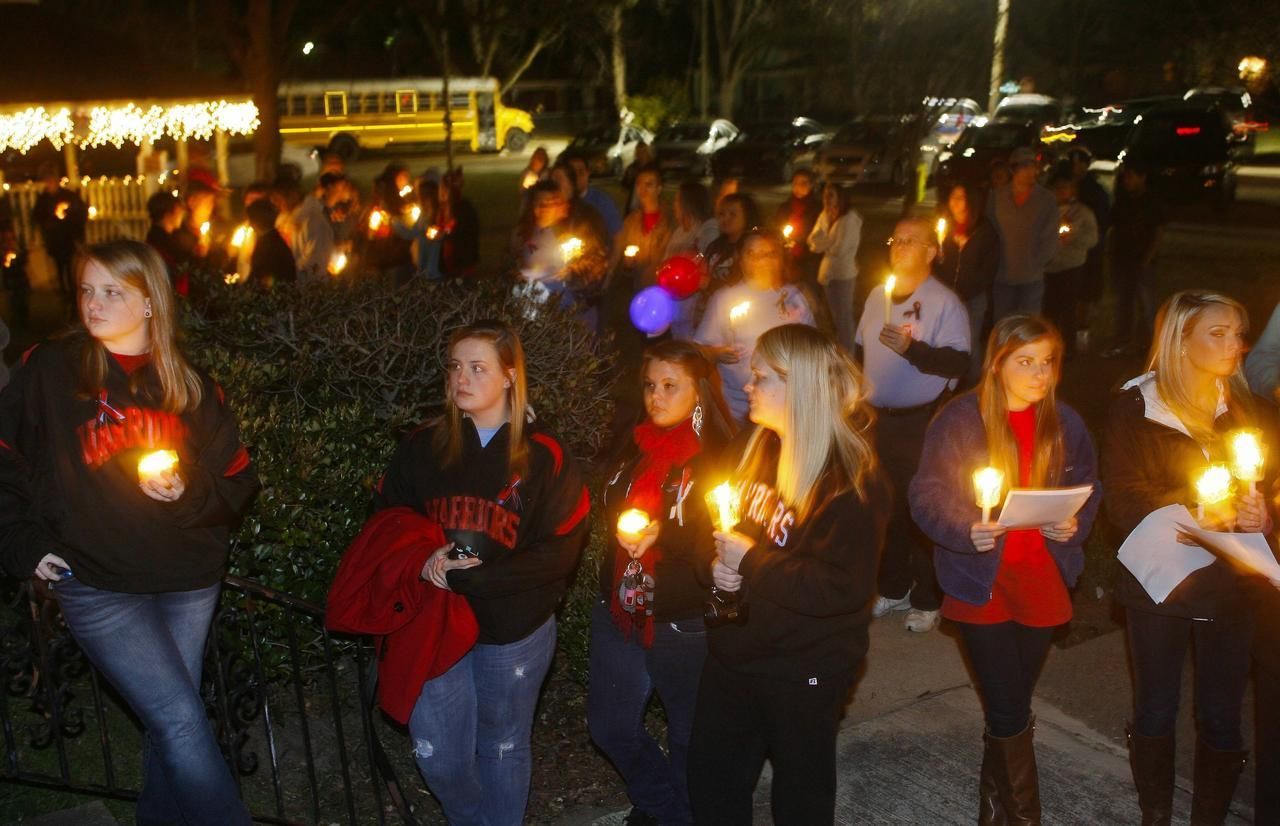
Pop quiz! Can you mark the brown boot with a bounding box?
[1189,740,1247,825]
[1127,727,1174,826]
[978,731,1008,825]
[988,719,1041,825]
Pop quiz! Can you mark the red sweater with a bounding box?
[943,406,1073,626]
[325,507,478,723]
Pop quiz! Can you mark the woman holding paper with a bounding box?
[687,324,889,826]
[909,314,1100,824]
[1102,290,1272,826]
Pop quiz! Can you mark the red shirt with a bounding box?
[111,351,151,375]
[642,211,661,234]
[942,406,1073,626]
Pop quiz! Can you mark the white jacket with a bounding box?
[807,210,862,285]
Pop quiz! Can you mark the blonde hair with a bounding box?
[1147,290,1251,446]
[978,314,1065,487]
[71,240,203,413]
[737,324,877,519]
[433,320,530,477]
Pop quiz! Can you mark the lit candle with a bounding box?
[87,205,99,221]
[521,170,538,189]
[224,273,240,285]
[728,300,751,346]
[623,244,639,260]
[3,252,15,268]
[883,274,897,325]
[1230,430,1264,495]
[560,236,584,261]
[368,210,385,232]
[1195,464,1233,520]
[230,224,252,248]
[1058,224,1071,236]
[426,226,440,240]
[410,205,422,223]
[973,466,1004,524]
[936,217,947,246]
[138,449,179,485]
[399,184,413,198]
[616,509,651,544]
[329,251,348,275]
[199,221,211,240]
[705,482,740,533]
[55,202,69,220]
[782,224,794,246]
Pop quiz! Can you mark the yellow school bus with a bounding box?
[277,77,535,158]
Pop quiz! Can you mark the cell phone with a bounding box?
[447,544,479,561]
[52,565,74,579]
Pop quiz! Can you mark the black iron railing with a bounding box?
[0,575,420,825]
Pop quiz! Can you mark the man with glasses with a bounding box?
[987,146,1059,322]
[856,216,970,633]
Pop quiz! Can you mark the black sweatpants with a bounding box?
[1253,586,1280,822]
[687,656,855,826]
[959,621,1055,737]
[1043,265,1082,356]
[874,404,940,610]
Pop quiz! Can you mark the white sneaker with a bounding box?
[904,608,941,633]
[872,594,911,618]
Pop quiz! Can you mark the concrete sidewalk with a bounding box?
[579,614,1257,825]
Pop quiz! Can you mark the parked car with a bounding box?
[653,119,739,179]
[920,97,987,153]
[815,117,912,186]
[993,93,1063,127]
[1184,86,1269,136]
[562,123,655,178]
[709,117,829,182]
[934,118,1046,192]
[1119,102,1246,205]
[1054,96,1182,161]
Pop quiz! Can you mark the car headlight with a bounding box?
[938,151,953,164]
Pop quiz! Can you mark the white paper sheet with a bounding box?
[996,484,1094,528]
[1117,504,1216,604]
[1174,522,1280,581]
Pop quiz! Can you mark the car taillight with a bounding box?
[1175,126,1202,136]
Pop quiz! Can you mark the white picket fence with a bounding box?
[7,177,152,290]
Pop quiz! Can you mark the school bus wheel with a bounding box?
[328,133,360,162]
[504,128,530,152]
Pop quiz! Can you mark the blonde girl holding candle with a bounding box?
[1103,290,1272,826]
[910,314,1100,824]
[0,240,258,825]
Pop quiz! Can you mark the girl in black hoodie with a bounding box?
[0,240,257,825]
[588,340,736,826]
[687,324,889,826]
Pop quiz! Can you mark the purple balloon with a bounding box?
[629,286,675,335]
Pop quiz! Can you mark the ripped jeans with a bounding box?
[408,617,556,826]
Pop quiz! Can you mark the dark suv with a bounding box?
[1120,104,1246,204]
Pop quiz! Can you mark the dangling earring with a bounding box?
[692,403,704,437]
[144,303,152,319]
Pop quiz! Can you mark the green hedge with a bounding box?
[183,275,617,680]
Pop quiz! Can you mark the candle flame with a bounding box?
[1059,224,1071,235]
[617,509,651,538]
[1230,430,1264,482]
[1195,464,1233,506]
[521,170,538,189]
[87,205,98,220]
[972,466,1004,510]
[936,217,947,242]
[230,224,252,248]
[199,221,210,238]
[55,202,69,220]
[426,226,440,240]
[224,272,239,285]
[329,251,348,275]
[3,252,15,267]
[885,274,897,296]
[706,482,740,533]
[560,237,584,260]
[623,244,639,258]
[410,205,422,223]
[782,224,794,238]
[729,301,751,323]
[138,449,179,477]
[368,210,385,231]
[399,184,413,197]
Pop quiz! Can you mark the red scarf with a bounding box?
[610,417,702,646]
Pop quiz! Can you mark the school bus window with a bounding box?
[350,94,368,115]
[276,97,288,116]
[419,91,436,110]
[396,90,417,114]
[307,95,323,115]
[450,92,471,109]
[289,95,306,115]
[324,92,347,117]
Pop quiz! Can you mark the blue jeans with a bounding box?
[408,616,556,826]
[53,579,250,826]
[991,279,1045,325]
[823,279,857,353]
[958,621,1054,737]
[587,600,707,825]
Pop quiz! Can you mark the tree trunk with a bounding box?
[609,4,626,116]
[440,0,454,172]
[988,0,1011,111]
[717,68,739,119]
[247,0,281,183]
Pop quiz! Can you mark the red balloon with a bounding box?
[656,255,703,300]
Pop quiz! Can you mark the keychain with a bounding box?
[618,559,655,618]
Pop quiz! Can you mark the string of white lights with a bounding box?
[0,100,260,154]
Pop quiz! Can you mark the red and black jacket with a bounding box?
[375,417,590,645]
[0,335,257,592]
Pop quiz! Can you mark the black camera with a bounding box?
[704,587,746,627]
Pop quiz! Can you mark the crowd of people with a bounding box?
[2,138,1280,826]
